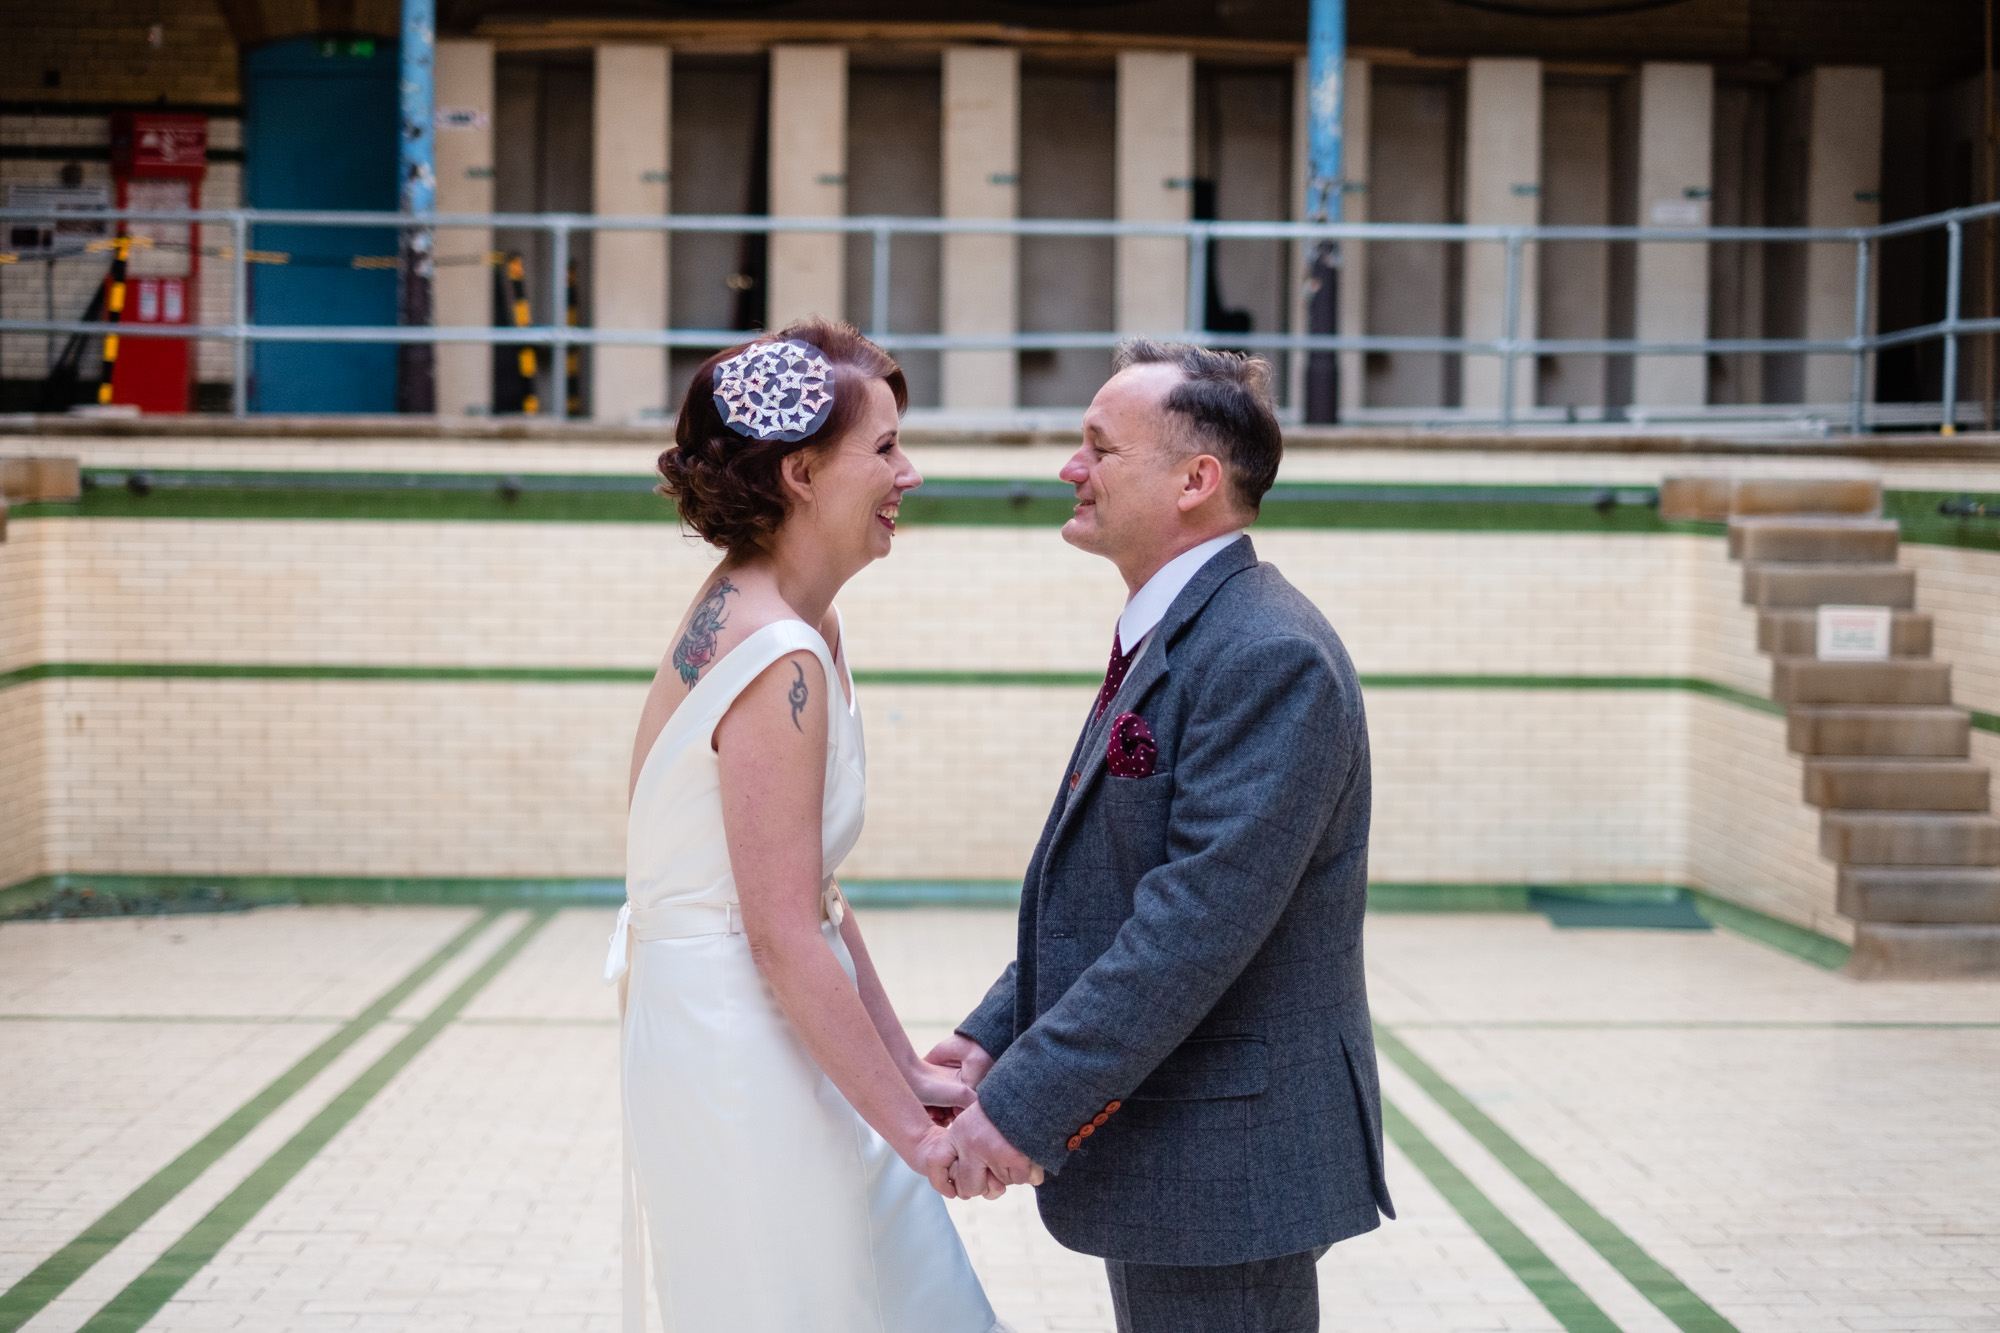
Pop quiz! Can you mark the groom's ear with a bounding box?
[1175,453,1228,514]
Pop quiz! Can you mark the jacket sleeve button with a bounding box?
[1105,1101,1122,1114]
[1067,1135,1083,1151]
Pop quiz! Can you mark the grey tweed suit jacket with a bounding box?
[959,535,1394,1267]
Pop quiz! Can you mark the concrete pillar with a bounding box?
[941,46,1018,412]
[1632,62,1714,408]
[433,40,494,417]
[1460,58,1541,414]
[1116,51,1193,336]
[1801,66,1882,407]
[1289,56,1370,418]
[768,46,847,330]
[591,45,670,422]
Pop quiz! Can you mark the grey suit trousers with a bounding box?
[1105,1248,1328,1333]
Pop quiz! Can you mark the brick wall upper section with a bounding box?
[1,0,239,106]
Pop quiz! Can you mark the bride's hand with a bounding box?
[911,1123,959,1196]
[911,1124,1001,1200]
[906,1059,978,1121]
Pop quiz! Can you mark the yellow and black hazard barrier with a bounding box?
[504,253,541,414]
[566,258,582,416]
[95,235,134,405]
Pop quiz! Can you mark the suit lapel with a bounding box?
[1043,535,1259,861]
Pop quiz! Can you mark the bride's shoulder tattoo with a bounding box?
[672,578,737,686]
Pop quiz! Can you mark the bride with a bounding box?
[604,320,1006,1331]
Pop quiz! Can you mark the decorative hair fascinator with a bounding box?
[711,338,837,442]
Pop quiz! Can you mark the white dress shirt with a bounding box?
[1116,530,1246,667]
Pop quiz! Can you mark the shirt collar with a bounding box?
[1117,531,1246,651]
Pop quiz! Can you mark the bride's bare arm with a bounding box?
[718,651,960,1190]
[837,909,976,1113]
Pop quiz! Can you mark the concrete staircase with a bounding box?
[1679,477,2000,977]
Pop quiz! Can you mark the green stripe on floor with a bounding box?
[1376,1025,1740,1333]
[74,909,554,1333]
[0,909,502,1333]
[1381,1095,1622,1333]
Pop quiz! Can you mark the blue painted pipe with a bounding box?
[399,0,435,217]
[1307,0,1345,224]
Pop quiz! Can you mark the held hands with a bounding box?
[909,1035,1044,1200]
[924,1032,996,1094]
[940,1101,1044,1199]
[906,1059,977,1127]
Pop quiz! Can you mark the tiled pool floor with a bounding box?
[3,906,1997,1332]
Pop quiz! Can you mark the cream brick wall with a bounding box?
[1365,690,1688,885]
[37,678,633,879]
[4,436,1995,935]
[851,686,1091,880]
[1904,545,2000,717]
[11,517,1713,887]
[30,519,712,671]
[1685,696,1845,942]
[1260,530,1691,677]
[19,675,1700,889]
[23,520,1729,681]
[0,522,47,675]
[1682,533,1771,697]
[0,685,49,889]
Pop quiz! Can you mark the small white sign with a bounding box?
[1650,200,1703,226]
[434,107,489,131]
[1817,605,1893,661]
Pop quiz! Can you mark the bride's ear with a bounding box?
[779,448,817,508]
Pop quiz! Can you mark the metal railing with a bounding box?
[2,200,1997,430]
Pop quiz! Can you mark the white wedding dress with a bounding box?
[605,616,1002,1332]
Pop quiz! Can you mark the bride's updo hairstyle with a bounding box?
[659,318,907,554]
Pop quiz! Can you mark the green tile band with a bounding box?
[73,909,554,1333]
[9,470,1713,535]
[2,875,1853,974]
[0,661,1794,722]
[1379,1095,1623,1333]
[0,909,503,1333]
[1375,1024,1742,1333]
[8,470,1994,549]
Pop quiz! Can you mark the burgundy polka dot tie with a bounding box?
[1094,630,1140,723]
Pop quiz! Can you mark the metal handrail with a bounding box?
[4,198,1996,429]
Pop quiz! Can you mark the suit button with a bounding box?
[1092,1112,1109,1127]
[1105,1101,1122,1114]
[1067,1134,1083,1151]
[1078,1123,1094,1138]
[1068,772,1079,789]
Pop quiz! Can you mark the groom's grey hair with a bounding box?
[1113,338,1284,515]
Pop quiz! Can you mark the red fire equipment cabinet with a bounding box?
[107,113,207,413]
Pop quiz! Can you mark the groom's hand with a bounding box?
[945,1101,1043,1196]
[924,1033,995,1091]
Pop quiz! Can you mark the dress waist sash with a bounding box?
[602,879,846,982]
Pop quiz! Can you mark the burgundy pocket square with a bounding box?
[1107,712,1158,779]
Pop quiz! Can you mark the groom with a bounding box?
[929,340,1393,1331]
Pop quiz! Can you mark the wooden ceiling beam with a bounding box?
[474,18,1309,64]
